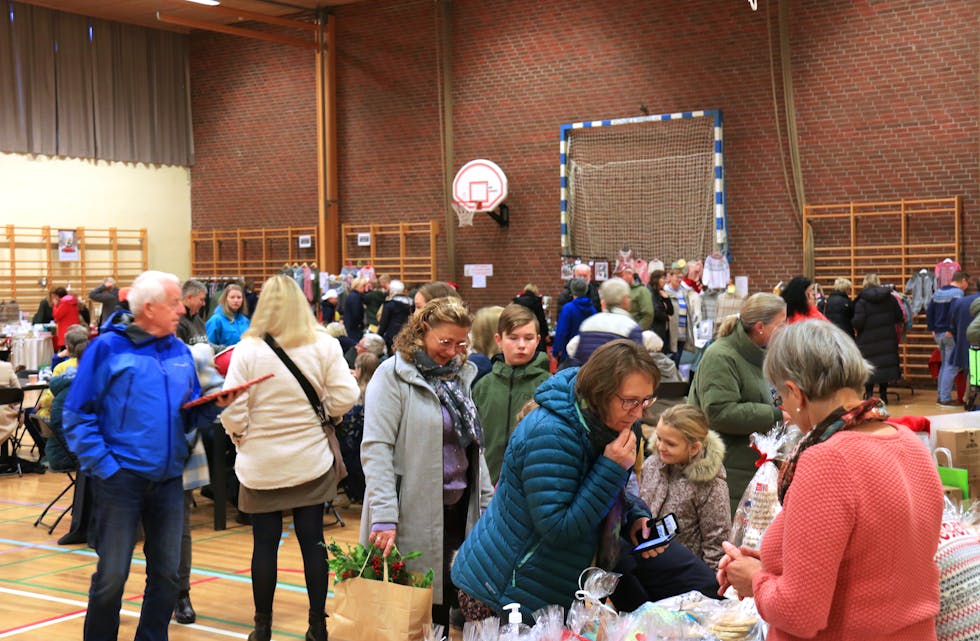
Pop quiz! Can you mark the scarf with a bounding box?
[778,397,889,503]
[578,405,639,570]
[414,349,483,449]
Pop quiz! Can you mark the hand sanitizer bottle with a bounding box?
[500,603,530,640]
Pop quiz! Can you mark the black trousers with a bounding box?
[610,538,720,612]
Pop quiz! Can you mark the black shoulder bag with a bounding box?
[263,334,348,481]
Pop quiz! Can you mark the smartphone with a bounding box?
[633,513,678,553]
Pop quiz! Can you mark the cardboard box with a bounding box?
[935,429,980,476]
[943,485,964,503]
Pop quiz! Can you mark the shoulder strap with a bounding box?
[263,334,329,429]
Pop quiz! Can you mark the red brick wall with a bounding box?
[189,0,979,318]
[189,29,317,232]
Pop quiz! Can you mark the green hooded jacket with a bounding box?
[687,323,782,515]
[629,281,654,330]
[472,351,552,484]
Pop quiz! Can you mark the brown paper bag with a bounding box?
[330,574,433,641]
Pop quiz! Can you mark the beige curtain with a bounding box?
[0,2,193,166]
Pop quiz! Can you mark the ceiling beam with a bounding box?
[191,4,318,33]
[156,12,316,50]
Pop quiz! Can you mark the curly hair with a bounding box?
[393,296,473,361]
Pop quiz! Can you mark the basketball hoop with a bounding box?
[452,201,477,227]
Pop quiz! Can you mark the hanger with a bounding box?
[943,258,953,263]
[919,268,929,275]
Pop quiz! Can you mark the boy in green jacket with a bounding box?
[473,304,552,484]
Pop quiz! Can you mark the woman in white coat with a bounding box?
[220,275,359,641]
[360,296,493,628]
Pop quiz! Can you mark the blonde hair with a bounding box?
[243,275,319,348]
[324,322,347,338]
[659,404,709,444]
[471,306,504,357]
[354,351,380,397]
[393,296,473,360]
[833,277,852,293]
[416,281,459,304]
[862,273,880,288]
[218,283,249,320]
[715,293,785,339]
[522,283,539,295]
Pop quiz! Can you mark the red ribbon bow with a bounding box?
[751,443,771,468]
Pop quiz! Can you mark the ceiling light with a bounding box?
[185,0,221,6]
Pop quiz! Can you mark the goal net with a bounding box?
[561,110,726,263]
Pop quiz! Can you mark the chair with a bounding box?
[324,488,346,529]
[0,387,26,476]
[31,416,77,534]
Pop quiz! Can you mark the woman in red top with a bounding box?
[780,276,828,324]
[718,320,943,641]
[51,287,79,349]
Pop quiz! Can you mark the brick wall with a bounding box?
[190,0,979,319]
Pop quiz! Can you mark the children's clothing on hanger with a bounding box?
[703,253,730,291]
[904,270,935,315]
[935,259,961,288]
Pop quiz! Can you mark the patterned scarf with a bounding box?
[778,397,889,503]
[579,405,636,570]
[414,350,483,449]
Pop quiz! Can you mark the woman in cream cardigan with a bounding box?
[220,275,359,641]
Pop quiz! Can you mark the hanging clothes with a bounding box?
[703,254,730,291]
[302,264,314,303]
[935,260,961,288]
[904,270,935,315]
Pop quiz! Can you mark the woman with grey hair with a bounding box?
[719,320,943,641]
[688,293,787,514]
[821,277,855,338]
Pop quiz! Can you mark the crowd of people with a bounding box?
[4,260,976,641]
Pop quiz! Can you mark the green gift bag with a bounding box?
[934,447,969,500]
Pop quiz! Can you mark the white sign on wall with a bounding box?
[298,235,312,248]
[357,233,372,247]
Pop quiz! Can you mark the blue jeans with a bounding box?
[84,470,184,641]
[936,332,959,402]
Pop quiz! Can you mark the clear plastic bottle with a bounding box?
[499,603,531,640]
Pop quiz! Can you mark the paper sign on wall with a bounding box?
[472,274,487,288]
[463,264,493,277]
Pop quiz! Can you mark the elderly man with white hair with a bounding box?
[64,270,241,641]
[556,262,601,314]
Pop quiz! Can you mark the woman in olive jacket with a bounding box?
[687,293,786,515]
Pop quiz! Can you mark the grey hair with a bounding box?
[359,333,385,357]
[599,277,630,310]
[325,322,347,338]
[763,320,872,400]
[862,273,880,288]
[833,277,852,293]
[64,324,90,359]
[716,293,786,339]
[128,271,180,316]
[182,279,207,298]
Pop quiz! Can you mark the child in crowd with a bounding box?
[472,304,551,484]
[336,352,380,504]
[639,404,730,569]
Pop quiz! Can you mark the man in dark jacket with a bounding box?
[63,271,236,641]
[88,277,120,328]
[949,278,979,393]
[556,263,601,315]
[177,279,210,347]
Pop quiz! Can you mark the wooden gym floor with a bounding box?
[0,387,967,639]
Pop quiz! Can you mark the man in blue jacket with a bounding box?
[927,270,969,405]
[64,271,239,641]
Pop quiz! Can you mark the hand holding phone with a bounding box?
[633,513,678,553]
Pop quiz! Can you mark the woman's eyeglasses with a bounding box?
[616,394,657,411]
[434,337,469,351]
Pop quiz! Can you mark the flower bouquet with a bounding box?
[327,540,434,588]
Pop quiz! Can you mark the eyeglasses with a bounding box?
[434,336,469,351]
[616,394,657,411]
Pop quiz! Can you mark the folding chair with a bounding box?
[31,416,77,534]
[324,488,346,529]
[0,387,26,477]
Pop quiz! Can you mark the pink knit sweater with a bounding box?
[753,426,943,641]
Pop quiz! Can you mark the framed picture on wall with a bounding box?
[58,229,79,262]
[593,260,609,281]
[560,257,578,281]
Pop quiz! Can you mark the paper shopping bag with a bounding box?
[331,576,433,641]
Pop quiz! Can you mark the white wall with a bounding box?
[0,152,192,279]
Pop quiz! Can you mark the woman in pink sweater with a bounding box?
[719,320,943,641]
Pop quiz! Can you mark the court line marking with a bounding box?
[0,586,248,638]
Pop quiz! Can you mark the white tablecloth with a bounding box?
[10,335,54,371]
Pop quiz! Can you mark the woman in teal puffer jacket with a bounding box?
[452,340,659,621]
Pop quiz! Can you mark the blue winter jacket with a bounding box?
[926,285,964,334]
[451,368,650,621]
[63,311,223,481]
[552,297,595,361]
[950,293,980,370]
[205,309,250,349]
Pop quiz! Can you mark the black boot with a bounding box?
[248,613,272,641]
[305,611,328,641]
[174,593,196,624]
